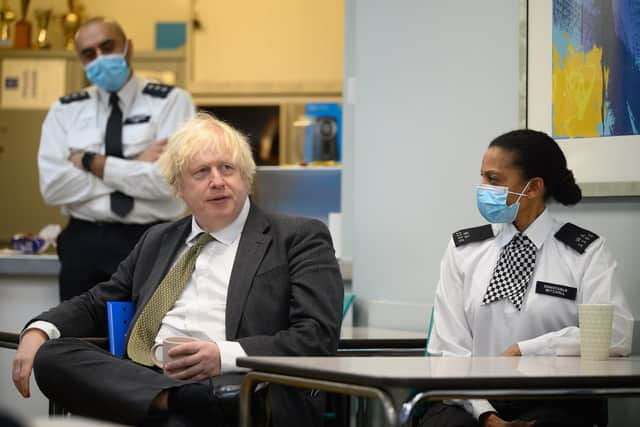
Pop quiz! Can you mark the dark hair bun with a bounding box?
[553,169,582,205]
[489,129,584,206]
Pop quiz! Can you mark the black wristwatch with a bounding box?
[81,151,97,172]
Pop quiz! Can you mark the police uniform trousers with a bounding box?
[32,338,261,427]
[56,218,161,301]
[418,399,608,427]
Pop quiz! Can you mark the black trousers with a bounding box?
[56,217,160,301]
[418,399,608,427]
[33,338,244,427]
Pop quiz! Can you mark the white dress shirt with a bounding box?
[38,75,195,224]
[155,197,251,373]
[29,198,252,374]
[427,209,634,419]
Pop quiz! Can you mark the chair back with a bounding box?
[342,293,354,319]
[424,305,434,356]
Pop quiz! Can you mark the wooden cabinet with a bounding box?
[188,0,344,96]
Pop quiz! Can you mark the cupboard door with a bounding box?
[190,0,344,94]
[0,110,66,241]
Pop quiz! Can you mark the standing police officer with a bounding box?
[38,17,195,301]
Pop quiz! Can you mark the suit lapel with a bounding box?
[137,217,191,309]
[226,205,271,339]
[125,217,191,351]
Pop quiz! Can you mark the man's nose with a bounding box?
[209,169,225,187]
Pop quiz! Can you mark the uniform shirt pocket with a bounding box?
[67,127,103,152]
[122,122,157,158]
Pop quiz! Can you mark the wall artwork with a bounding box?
[526,0,640,196]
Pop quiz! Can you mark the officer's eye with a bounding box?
[99,40,116,54]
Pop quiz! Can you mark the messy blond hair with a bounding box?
[158,112,256,193]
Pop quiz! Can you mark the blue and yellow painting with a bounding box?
[552,0,640,138]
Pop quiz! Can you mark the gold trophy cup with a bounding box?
[0,1,16,47]
[62,0,80,50]
[35,8,52,49]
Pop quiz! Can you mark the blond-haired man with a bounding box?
[14,113,343,426]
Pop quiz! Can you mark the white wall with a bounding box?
[343,0,640,331]
[344,0,520,329]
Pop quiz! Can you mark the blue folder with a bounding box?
[106,301,134,357]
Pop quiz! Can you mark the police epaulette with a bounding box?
[59,91,90,104]
[142,82,174,98]
[554,223,599,254]
[452,224,494,247]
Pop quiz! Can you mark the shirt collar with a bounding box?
[96,75,138,111]
[495,208,553,250]
[186,197,251,246]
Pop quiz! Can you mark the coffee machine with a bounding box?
[304,103,341,163]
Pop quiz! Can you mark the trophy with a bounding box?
[35,8,51,49]
[13,0,31,48]
[62,0,80,50]
[0,1,16,47]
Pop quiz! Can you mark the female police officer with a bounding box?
[421,129,634,427]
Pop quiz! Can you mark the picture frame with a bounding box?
[521,0,640,197]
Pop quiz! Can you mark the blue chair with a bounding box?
[342,293,354,319]
[425,305,434,356]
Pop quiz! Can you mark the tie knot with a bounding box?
[193,232,214,249]
[109,92,119,106]
[513,233,534,247]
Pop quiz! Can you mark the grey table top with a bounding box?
[237,355,640,389]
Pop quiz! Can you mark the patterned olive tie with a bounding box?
[127,232,214,365]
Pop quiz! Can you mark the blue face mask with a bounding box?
[84,41,130,92]
[476,181,531,224]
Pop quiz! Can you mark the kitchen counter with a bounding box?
[0,254,60,276]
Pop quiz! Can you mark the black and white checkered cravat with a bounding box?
[482,233,537,310]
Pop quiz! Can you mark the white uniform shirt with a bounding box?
[29,198,252,374]
[38,75,195,224]
[427,209,634,419]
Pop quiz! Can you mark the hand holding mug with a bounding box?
[150,336,221,381]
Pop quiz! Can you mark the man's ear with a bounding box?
[526,177,545,199]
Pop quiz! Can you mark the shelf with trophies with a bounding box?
[0,0,81,50]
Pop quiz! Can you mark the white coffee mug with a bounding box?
[150,336,198,369]
[579,304,614,360]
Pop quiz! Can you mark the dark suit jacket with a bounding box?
[32,204,344,425]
